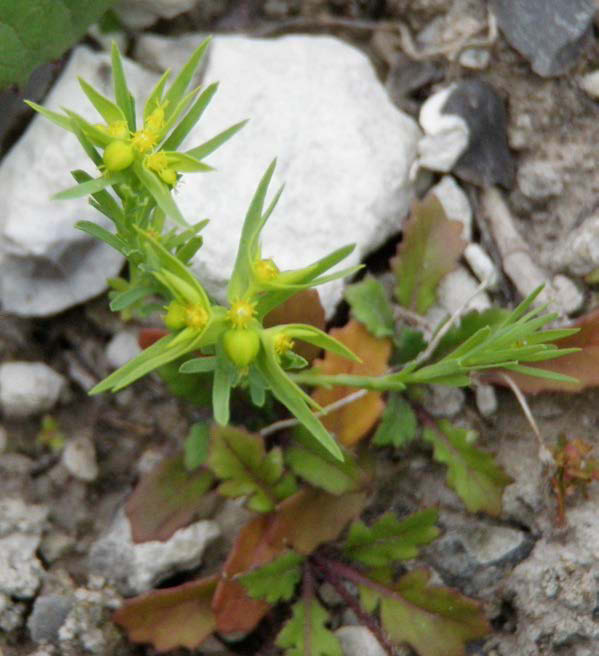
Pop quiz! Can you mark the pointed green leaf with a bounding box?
[276,324,360,363]
[238,551,305,604]
[71,169,125,226]
[345,275,395,338]
[185,119,248,160]
[109,286,156,312]
[276,598,342,656]
[90,333,202,395]
[53,172,126,200]
[133,160,188,227]
[372,394,418,448]
[212,349,235,426]
[78,76,126,124]
[344,509,440,568]
[25,101,72,132]
[180,357,217,373]
[111,41,135,130]
[164,38,211,118]
[75,220,128,255]
[165,151,213,173]
[422,419,512,515]
[161,82,218,152]
[143,69,171,121]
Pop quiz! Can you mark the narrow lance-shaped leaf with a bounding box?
[343,509,440,568]
[238,551,305,604]
[359,569,490,656]
[111,42,135,130]
[76,221,129,256]
[185,119,248,161]
[164,38,211,119]
[422,418,512,516]
[78,76,126,125]
[392,193,466,314]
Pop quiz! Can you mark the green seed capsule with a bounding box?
[222,329,261,367]
[164,301,188,331]
[103,140,134,172]
[159,167,177,186]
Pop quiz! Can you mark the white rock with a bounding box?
[40,531,76,563]
[135,34,420,316]
[0,533,44,598]
[431,175,472,240]
[464,242,500,289]
[0,498,48,536]
[88,509,220,594]
[0,47,158,317]
[62,436,99,482]
[422,384,465,418]
[555,214,599,275]
[105,331,142,369]
[459,47,491,69]
[474,382,498,417]
[437,266,492,314]
[115,0,199,29]
[336,626,388,656]
[0,362,67,418]
[517,159,563,201]
[417,85,469,173]
[579,70,599,99]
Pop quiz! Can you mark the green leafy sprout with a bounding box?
[29,38,586,656]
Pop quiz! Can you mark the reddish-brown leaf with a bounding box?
[264,289,326,362]
[212,515,282,634]
[126,453,214,543]
[267,487,368,555]
[113,575,218,652]
[483,308,599,394]
[138,328,168,350]
[311,320,392,446]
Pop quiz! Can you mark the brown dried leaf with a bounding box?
[483,308,599,394]
[311,320,392,446]
[126,453,214,543]
[267,487,368,555]
[212,515,281,634]
[264,289,326,361]
[113,575,218,652]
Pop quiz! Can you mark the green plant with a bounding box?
[29,40,581,655]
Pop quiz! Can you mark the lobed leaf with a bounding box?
[276,597,342,656]
[372,394,418,448]
[422,418,512,515]
[345,275,395,338]
[113,575,218,652]
[360,569,489,656]
[238,551,305,604]
[208,424,294,512]
[392,193,466,314]
[343,509,440,568]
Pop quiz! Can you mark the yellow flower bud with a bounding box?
[108,120,129,139]
[131,129,158,154]
[223,329,261,367]
[274,333,294,356]
[103,140,134,172]
[254,258,279,282]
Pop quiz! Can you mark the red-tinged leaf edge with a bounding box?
[113,575,218,652]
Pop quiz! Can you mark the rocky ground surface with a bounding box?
[2,0,599,655]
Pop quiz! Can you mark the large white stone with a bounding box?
[135,34,420,316]
[115,0,199,29]
[0,47,158,317]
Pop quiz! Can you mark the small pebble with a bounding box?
[0,362,67,418]
[62,436,99,482]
